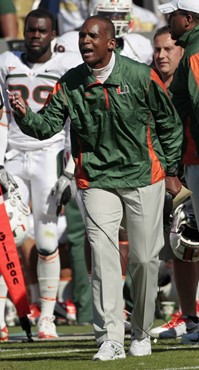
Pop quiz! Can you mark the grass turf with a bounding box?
[0,321,198,369]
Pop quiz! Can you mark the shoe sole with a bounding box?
[93,354,126,361]
[128,350,151,356]
[38,333,59,339]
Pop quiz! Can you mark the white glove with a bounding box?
[0,165,18,193]
[51,172,77,216]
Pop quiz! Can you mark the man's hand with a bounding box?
[6,91,26,117]
[165,176,182,197]
[51,172,77,216]
[0,166,18,193]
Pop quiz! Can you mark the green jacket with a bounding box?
[170,25,199,165]
[16,52,182,189]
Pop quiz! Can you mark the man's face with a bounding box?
[79,18,116,68]
[24,16,55,57]
[168,10,187,40]
[154,32,183,78]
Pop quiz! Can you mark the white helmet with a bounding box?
[4,184,30,247]
[170,199,199,262]
[89,0,134,38]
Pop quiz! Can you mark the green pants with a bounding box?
[65,198,93,324]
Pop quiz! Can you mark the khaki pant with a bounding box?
[80,180,165,345]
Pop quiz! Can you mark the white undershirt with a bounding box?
[87,52,115,84]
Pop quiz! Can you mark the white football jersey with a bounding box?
[0,50,82,151]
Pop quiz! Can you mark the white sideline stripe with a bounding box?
[0,348,93,357]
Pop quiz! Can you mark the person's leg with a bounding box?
[120,180,165,356]
[4,152,33,327]
[174,260,199,316]
[80,188,124,346]
[31,147,61,338]
[184,166,199,313]
[19,238,38,302]
[55,236,77,324]
[121,180,165,340]
[174,165,199,344]
[150,215,199,339]
[65,198,92,324]
[185,165,199,230]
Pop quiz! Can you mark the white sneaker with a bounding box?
[93,340,126,361]
[37,316,58,339]
[150,312,199,339]
[181,331,199,345]
[128,337,151,356]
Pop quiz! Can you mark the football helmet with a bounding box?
[4,184,30,247]
[89,0,134,37]
[170,198,199,262]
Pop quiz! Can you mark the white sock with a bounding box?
[37,250,60,319]
[0,275,8,325]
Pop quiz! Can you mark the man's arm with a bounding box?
[0,1,18,38]
[147,70,183,196]
[8,81,69,140]
[147,70,183,170]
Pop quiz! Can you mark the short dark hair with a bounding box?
[153,25,171,42]
[24,8,56,31]
[84,15,116,39]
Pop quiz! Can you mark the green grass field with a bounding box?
[0,321,199,370]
